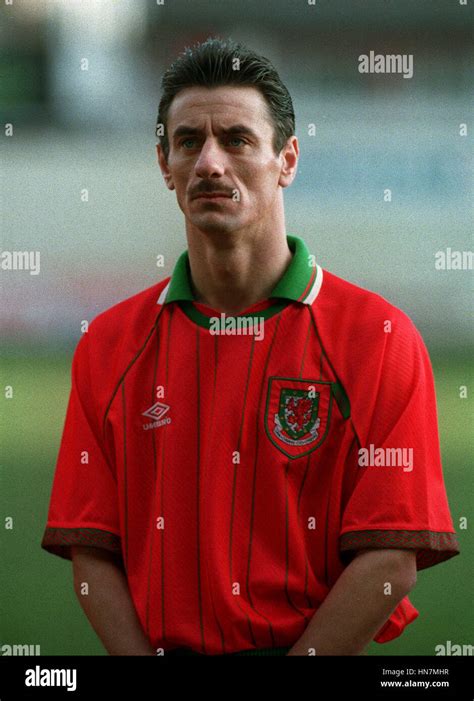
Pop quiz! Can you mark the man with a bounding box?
[41,38,460,656]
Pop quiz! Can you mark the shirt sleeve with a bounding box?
[340,314,460,571]
[41,332,121,561]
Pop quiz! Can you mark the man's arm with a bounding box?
[287,548,417,655]
[71,546,156,656]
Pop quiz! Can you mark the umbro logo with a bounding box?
[142,402,172,431]
[142,402,169,421]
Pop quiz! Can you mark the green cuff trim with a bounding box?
[41,527,122,561]
[340,529,460,571]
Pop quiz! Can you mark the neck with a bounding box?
[185,223,293,315]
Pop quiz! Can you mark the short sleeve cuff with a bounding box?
[340,529,460,571]
[41,526,122,561]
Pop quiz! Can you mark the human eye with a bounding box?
[227,136,246,147]
[180,138,198,149]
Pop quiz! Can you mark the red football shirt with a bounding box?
[41,234,460,654]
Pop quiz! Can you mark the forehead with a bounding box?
[167,85,272,131]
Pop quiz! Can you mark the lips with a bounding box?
[194,193,230,199]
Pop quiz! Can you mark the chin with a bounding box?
[191,215,242,234]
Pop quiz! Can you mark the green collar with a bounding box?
[162,235,320,306]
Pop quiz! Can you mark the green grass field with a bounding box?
[1,351,472,655]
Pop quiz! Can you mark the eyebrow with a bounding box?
[172,124,259,141]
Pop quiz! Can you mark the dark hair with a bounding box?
[156,37,295,159]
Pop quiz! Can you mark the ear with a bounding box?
[278,136,299,188]
[156,143,175,191]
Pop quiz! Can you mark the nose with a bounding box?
[194,137,225,179]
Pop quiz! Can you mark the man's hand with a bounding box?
[286,548,417,656]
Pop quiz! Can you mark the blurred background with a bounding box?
[1,0,472,655]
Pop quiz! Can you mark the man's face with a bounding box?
[157,86,297,235]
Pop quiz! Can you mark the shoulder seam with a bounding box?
[307,305,361,446]
[101,304,166,437]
